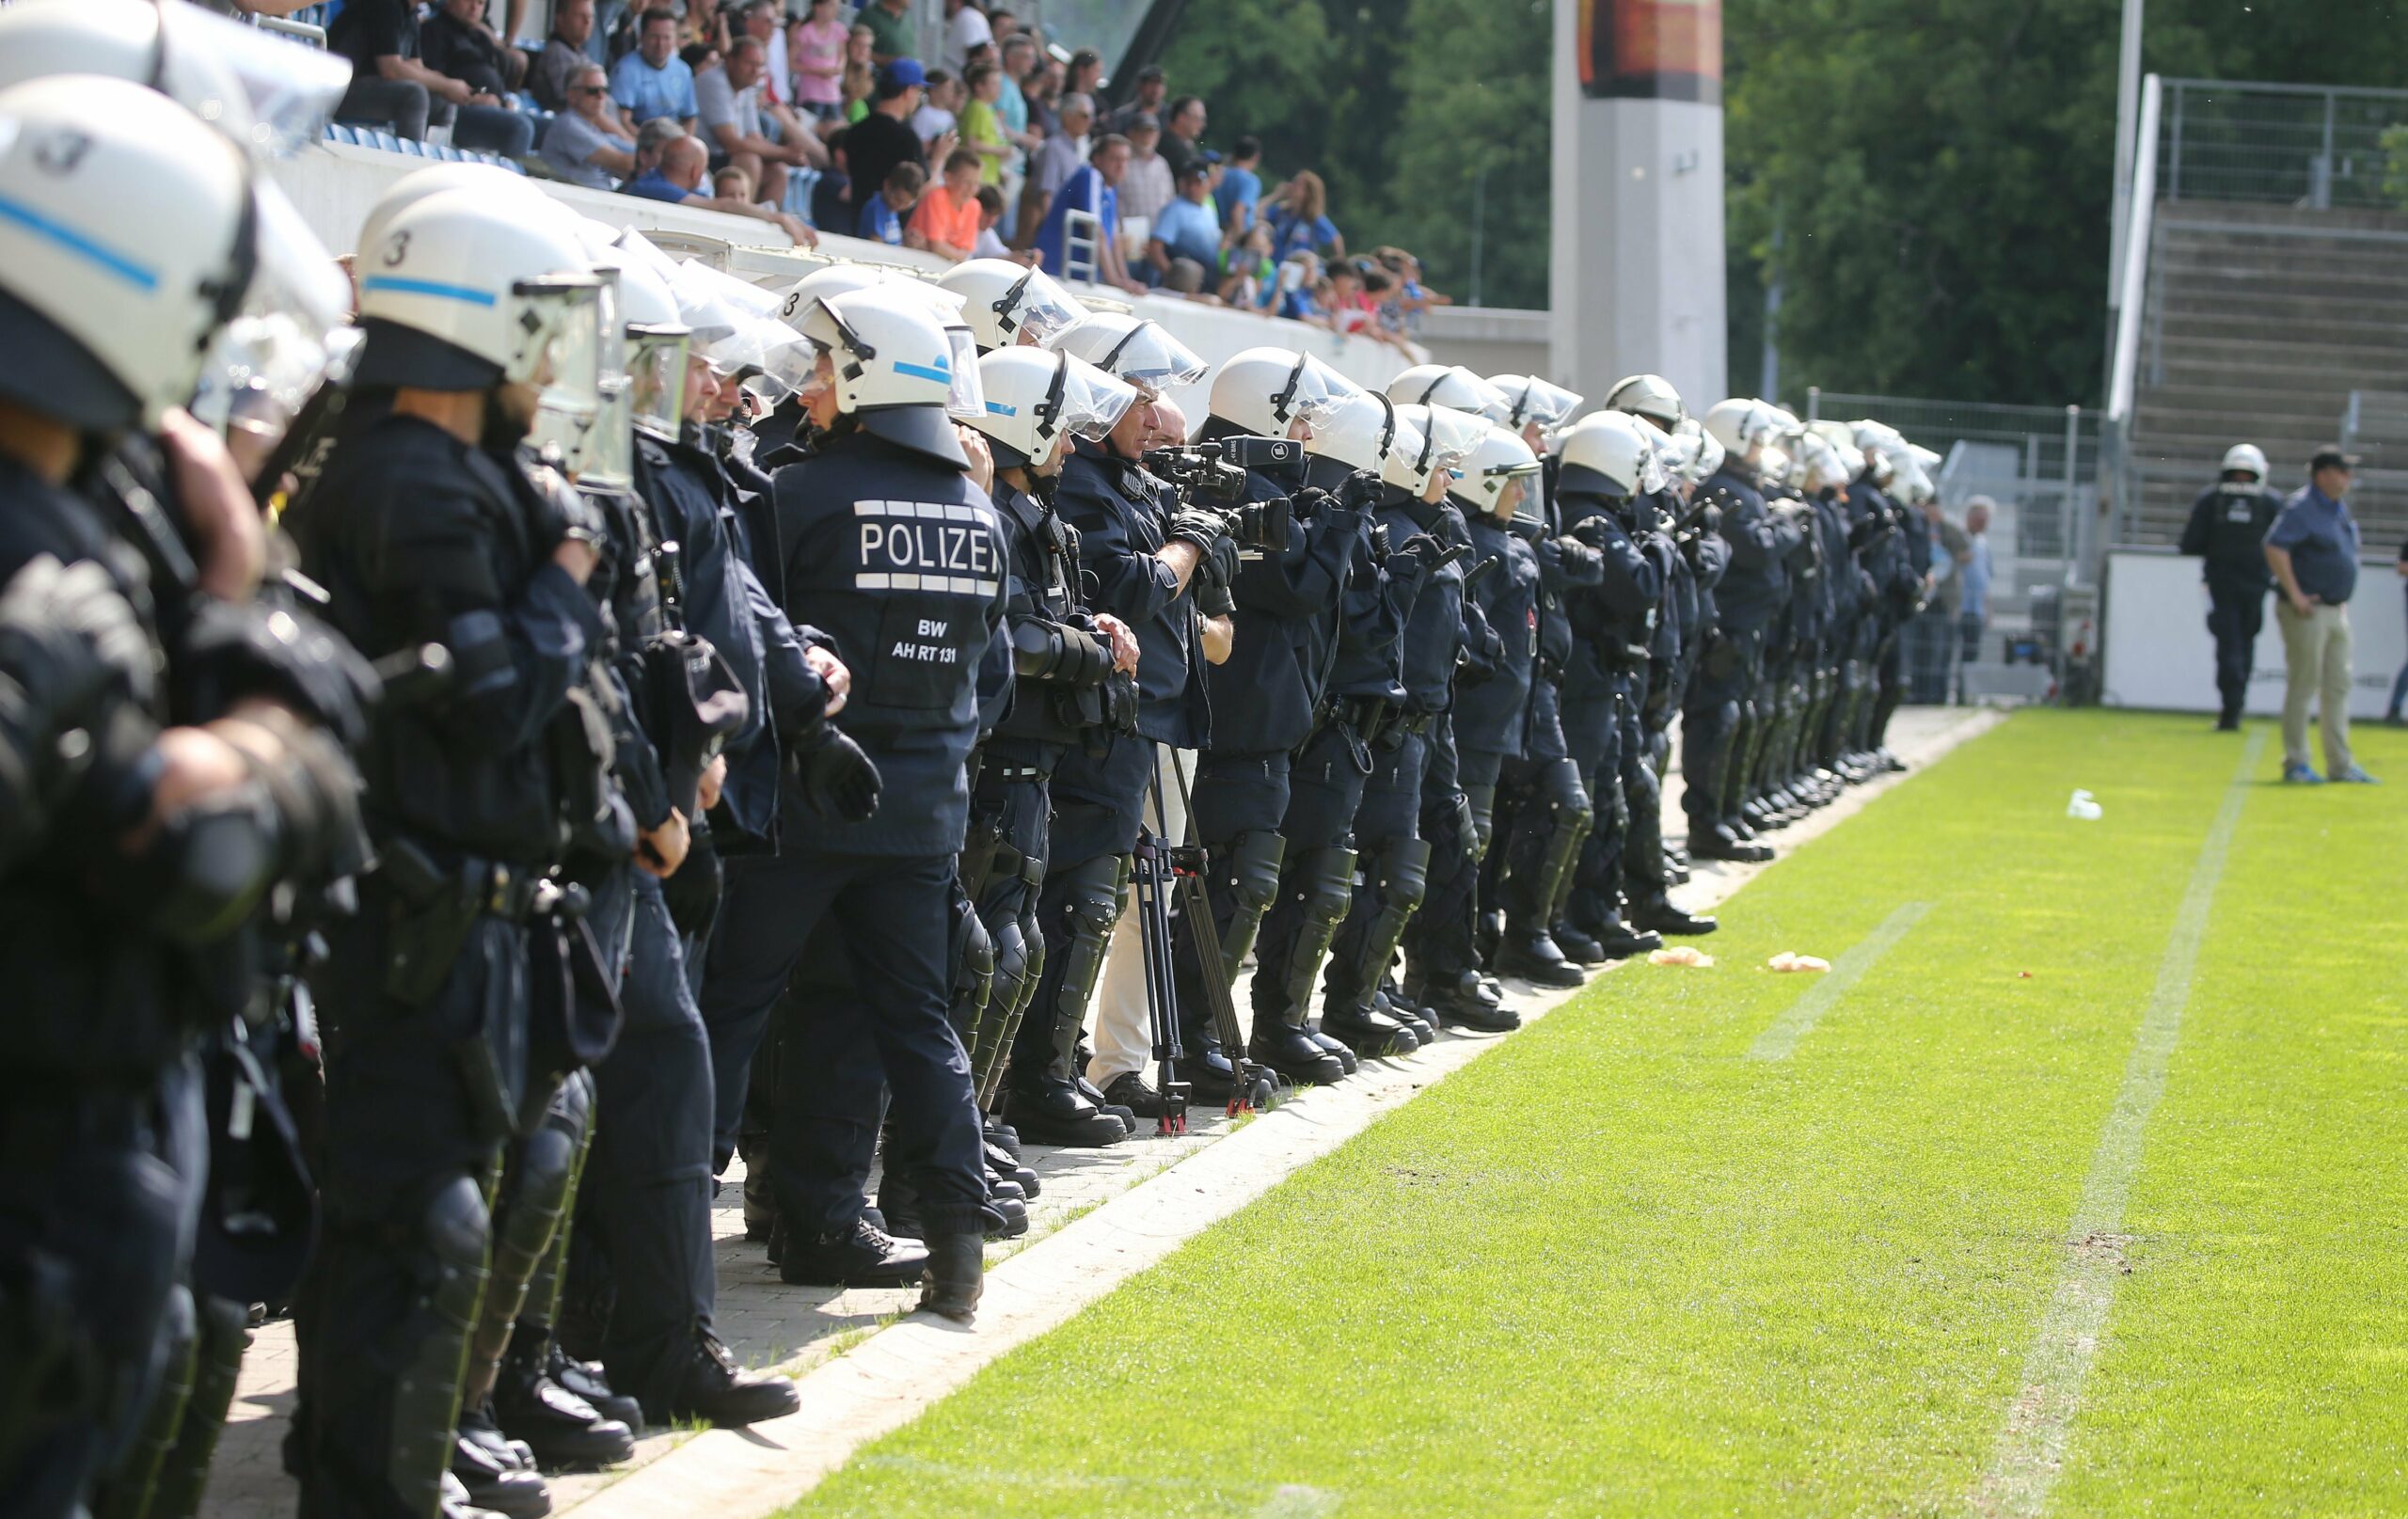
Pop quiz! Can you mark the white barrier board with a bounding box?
[2103,550,2405,717]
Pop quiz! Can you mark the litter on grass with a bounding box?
[1649,946,1713,967]
[1767,952,1831,973]
[2067,788,2103,820]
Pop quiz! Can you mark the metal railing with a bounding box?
[2158,77,2408,210]
[1062,208,1103,287]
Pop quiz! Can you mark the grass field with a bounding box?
[784,711,2407,1518]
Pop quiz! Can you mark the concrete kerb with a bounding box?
[565,704,2007,1519]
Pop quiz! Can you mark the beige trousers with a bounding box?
[1086,746,1194,1087]
[2275,600,2354,774]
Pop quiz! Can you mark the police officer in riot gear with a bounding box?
[1550,411,1671,960]
[0,74,372,1519]
[1685,400,1793,863]
[965,348,1145,1144]
[936,258,1092,353]
[1013,315,1216,1131]
[2180,442,2282,730]
[285,180,617,1518]
[695,284,997,1321]
[1856,423,1930,771]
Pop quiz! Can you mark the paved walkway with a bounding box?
[199,705,2003,1518]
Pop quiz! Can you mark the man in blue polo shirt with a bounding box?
[2265,447,2376,783]
[610,7,699,131]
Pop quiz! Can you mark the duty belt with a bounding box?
[985,763,1050,783]
[376,836,551,924]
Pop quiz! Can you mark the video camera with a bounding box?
[1144,435,1302,551]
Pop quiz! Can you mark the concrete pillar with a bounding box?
[1549,0,1728,412]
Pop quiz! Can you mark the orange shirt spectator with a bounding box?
[908,150,985,261]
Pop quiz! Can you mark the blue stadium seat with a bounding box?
[395,136,424,157]
[370,130,402,153]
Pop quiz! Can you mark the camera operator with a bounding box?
[0,74,377,1516]
[1009,316,1216,1138]
[693,286,1000,1324]
[1174,349,1371,1090]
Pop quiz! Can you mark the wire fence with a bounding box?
[2158,79,2408,211]
[1800,389,2100,565]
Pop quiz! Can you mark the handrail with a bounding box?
[2157,75,2408,102]
[1063,208,1102,287]
[2106,73,2162,425]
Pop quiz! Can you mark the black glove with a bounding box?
[662,817,723,936]
[1194,536,1239,619]
[1289,485,1335,522]
[788,724,881,822]
[0,554,155,723]
[1166,507,1229,553]
[1339,468,1386,512]
[534,470,612,559]
[1392,532,1458,578]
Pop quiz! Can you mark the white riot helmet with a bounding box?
[1388,363,1509,424]
[0,76,263,435]
[357,163,535,267]
[775,262,897,327]
[355,187,605,420]
[1450,423,1543,530]
[798,284,985,466]
[618,261,690,443]
[1048,312,1209,401]
[937,259,1088,352]
[1209,347,1362,439]
[531,248,632,487]
[1606,373,1686,433]
[1382,403,1470,498]
[2222,442,2268,481]
[968,348,1136,470]
[1309,389,1411,478]
[1558,411,1661,500]
[1490,374,1585,436]
[1703,397,1780,458]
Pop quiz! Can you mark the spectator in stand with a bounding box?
[859,160,926,245]
[422,0,529,98]
[680,0,731,54]
[1374,246,1450,331]
[958,62,1011,186]
[1023,49,1065,137]
[627,116,684,185]
[1323,259,1378,336]
[1267,170,1343,262]
[1117,113,1174,229]
[1219,221,1276,308]
[912,70,964,157]
[328,0,535,155]
[839,25,878,124]
[1147,161,1221,287]
[1065,48,1103,103]
[1035,134,1146,294]
[1272,250,1323,321]
[540,63,639,189]
[1214,134,1263,239]
[861,0,915,65]
[943,0,993,72]
[972,185,1036,262]
[531,0,613,117]
[845,59,934,226]
[909,150,986,261]
[734,1,794,119]
[714,164,755,199]
[1159,95,1207,179]
[611,8,701,132]
[1105,63,1167,136]
[699,38,820,207]
[1017,89,1092,249]
[1959,497,1994,680]
[996,34,1038,146]
[812,124,855,229]
[630,133,819,244]
[789,0,848,122]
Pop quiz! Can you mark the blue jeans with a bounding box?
[452,102,536,158]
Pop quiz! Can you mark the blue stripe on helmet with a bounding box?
[0,193,160,291]
[985,401,1020,416]
[895,358,952,384]
[361,275,499,308]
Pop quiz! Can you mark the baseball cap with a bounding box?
[1135,64,1165,82]
[2309,446,2361,472]
[1127,111,1159,132]
[879,57,927,89]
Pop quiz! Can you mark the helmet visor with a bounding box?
[1448,367,1512,424]
[1420,405,1488,475]
[1056,354,1138,441]
[1513,376,1584,433]
[943,324,986,420]
[511,277,606,412]
[1386,409,1427,474]
[159,2,353,157]
[628,328,689,442]
[1280,352,1362,431]
[1054,315,1209,399]
[997,265,1087,344]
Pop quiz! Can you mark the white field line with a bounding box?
[1970,729,2265,1517]
[1745,900,1933,1061]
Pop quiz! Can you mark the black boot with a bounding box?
[982,1115,1022,1161]
[1588,918,1663,959]
[443,1472,507,1519]
[1247,1008,1349,1084]
[1375,985,1437,1044]
[1493,924,1585,988]
[1689,824,1772,863]
[918,1233,983,1323]
[451,1423,548,1519]
[539,1341,642,1432]
[981,1192,1029,1240]
[1317,1001,1419,1058]
[777,1216,931,1288]
[1630,898,1718,936]
[657,1332,800,1428]
[1410,967,1519,1031]
[983,1137,1038,1196]
[1549,922,1609,966]
[493,1343,635,1470]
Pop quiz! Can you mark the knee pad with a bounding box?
[1299,846,1358,930]
[389,1170,490,1488]
[951,903,996,1037]
[1378,836,1434,917]
[1463,783,1497,860]
[1213,829,1286,978]
[1048,853,1128,1041]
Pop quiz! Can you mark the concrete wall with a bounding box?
[1415,307,1552,382]
[267,143,1421,413]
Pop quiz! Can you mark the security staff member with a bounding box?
[290,184,615,1518]
[695,285,998,1321]
[1017,316,1217,1128]
[1685,401,1791,862]
[0,80,366,1519]
[2179,442,2282,730]
[1552,413,1669,960]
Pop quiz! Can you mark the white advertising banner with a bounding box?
[2103,550,2406,717]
